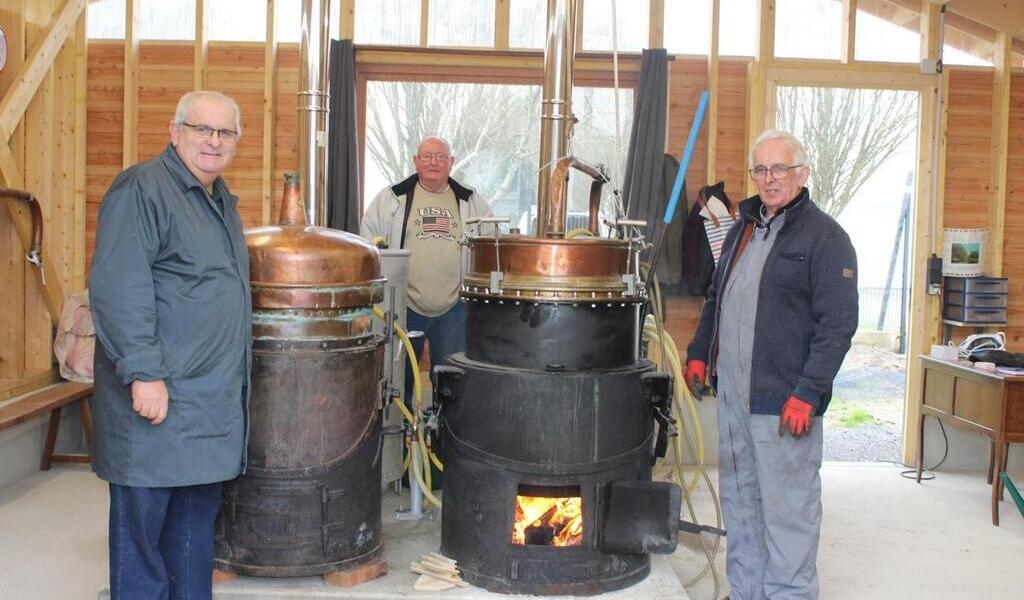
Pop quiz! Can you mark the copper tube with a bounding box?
[278,173,307,226]
[545,156,608,238]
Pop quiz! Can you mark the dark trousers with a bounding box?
[108,482,222,600]
[404,302,467,406]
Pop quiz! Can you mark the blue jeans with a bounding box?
[404,302,466,406]
[108,482,222,600]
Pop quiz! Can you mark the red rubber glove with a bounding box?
[779,395,814,438]
[684,360,707,398]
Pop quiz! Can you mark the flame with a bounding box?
[512,495,583,546]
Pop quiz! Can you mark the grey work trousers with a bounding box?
[717,390,824,600]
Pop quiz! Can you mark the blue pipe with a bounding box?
[663,90,710,225]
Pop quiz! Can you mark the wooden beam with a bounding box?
[123,0,139,168]
[420,0,429,47]
[194,0,209,90]
[841,0,857,64]
[495,0,510,50]
[263,0,278,225]
[920,0,941,63]
[0,0,84,141]
[706,0,720,184]
[903,0,944,467]
[745,0,774,196]
[649,0,664,49]
[73,7,87,292]
[339,0,355,40]
[988,32,1010,277]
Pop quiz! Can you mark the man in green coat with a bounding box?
[90,90,252,600]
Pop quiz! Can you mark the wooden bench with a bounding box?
[0,381,93,470]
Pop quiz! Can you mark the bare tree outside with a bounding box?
[776,86,918,219]
[364,81,632,228]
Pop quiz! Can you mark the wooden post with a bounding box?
[73,6,87,292]
[649,0,664,50]
[123,0,140,168]
[841,0,857,64]
[706,0,720,184]
[194,0,209,90]
[902,0,945,467]
[745,0,774,196]
[420,0,429,47]
[495,0,510,50]
[339,0,355,40]
[988,32,1011,277]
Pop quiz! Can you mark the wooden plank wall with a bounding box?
[663,57,748,350]
[1003,73,1024,348]
[0,1,85,399]
[85,41,302,267]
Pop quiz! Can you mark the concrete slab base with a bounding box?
[99,488,688,599]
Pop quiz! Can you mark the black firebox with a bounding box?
[431,300,680,595]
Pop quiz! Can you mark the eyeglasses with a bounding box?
[417,153,451,162]
[749,164,803,180]
[181,122,239,142]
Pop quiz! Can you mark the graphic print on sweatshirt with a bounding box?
[414,206,458,241]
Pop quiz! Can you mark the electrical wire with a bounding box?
[899,417,949,481]
[642,272,724,598]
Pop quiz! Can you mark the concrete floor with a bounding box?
[1,462,1022,600]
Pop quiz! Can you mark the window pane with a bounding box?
[276,0,302,43]
[943,24,993,67]
[355,0,421,45]
[719,0,755,56]
[855,7,919,63]
[582,0,649,52]
[364,82,541,227]
[567,87,634,229]
[88,0,126,39]
[429,0,495,47]
[509,0,546,49]
[775,0,840,60]
[139,0,195,41]
[664,0,710,56]
[208,0,267,42]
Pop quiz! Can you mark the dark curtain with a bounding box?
[327,39,361,233]
[621,49,679,289]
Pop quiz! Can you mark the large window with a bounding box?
[663,0,711,56]
[363,80,632,231]
[509,0,546,49]
[355,0,421,45]
[208,0,267,42]
[775,0,841,60]
[581,0,649,52]
[429,0,495,47]
[855,6,920,63]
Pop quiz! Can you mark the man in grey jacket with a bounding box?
[90,90,251,600]
[685,130,858,600]
[360,136,493,405]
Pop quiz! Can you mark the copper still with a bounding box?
[214,174,387,576]
[429,0,682,594]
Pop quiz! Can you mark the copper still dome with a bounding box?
[245,174,383,311]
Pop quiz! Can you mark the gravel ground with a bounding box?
[823,343,906,462]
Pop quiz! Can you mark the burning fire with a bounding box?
[512,495,583,546]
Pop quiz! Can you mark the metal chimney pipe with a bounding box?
[536,0,579,239]
[299,0,331,226]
